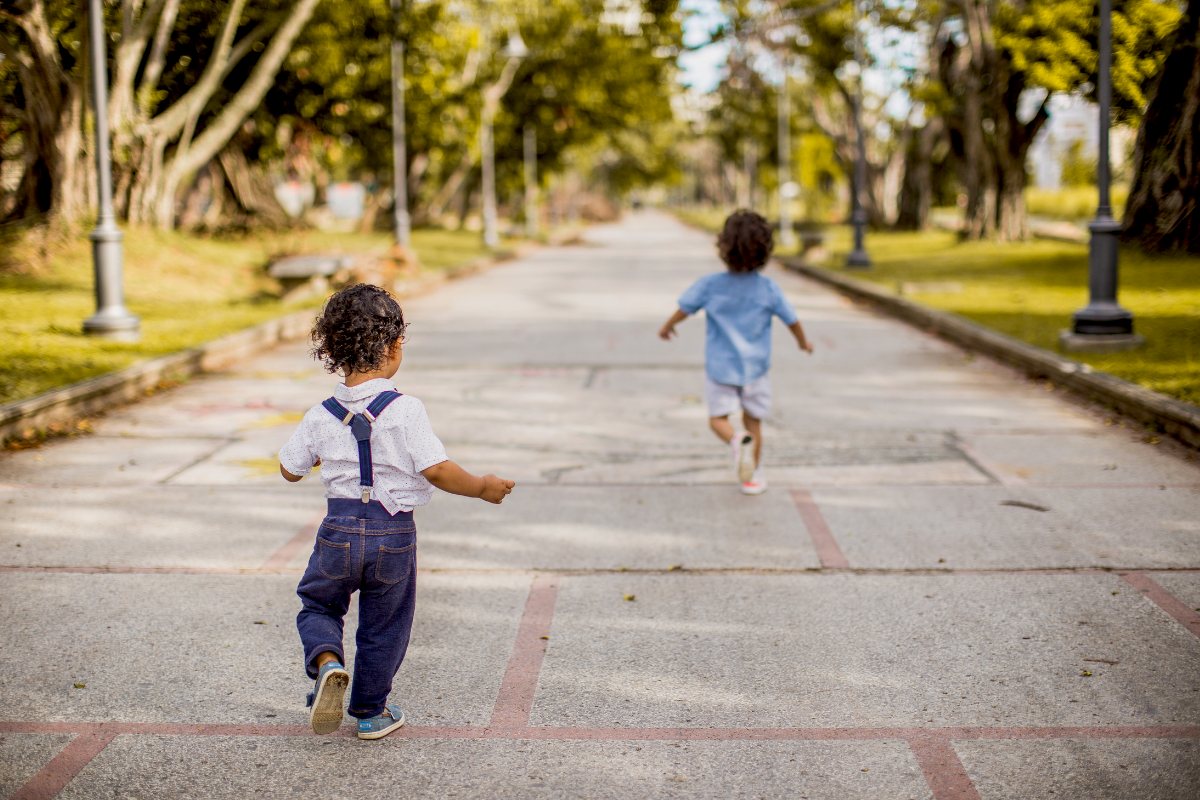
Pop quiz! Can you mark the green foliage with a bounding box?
[1025,184,1129,219]
[496,0,683,196]
[253,0,682,203]
[1060,140,1098,186]
[996,0,1183,123]
[795,131,842,221]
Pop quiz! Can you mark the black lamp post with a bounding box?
[82,0,139,340]
[1061,0,1142,352]
[846,1,871,269]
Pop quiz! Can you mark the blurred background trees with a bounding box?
[678,0,1191,252]
[1,0,1195,253]
[1,0,682,233]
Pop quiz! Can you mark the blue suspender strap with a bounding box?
[320,392,403,503]
[365,391,402,420]
[321,397,352,424]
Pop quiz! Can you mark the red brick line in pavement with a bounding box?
[3,565,1200,577]
[5,720,1198,741]
[1121,572,1200,639]
[489,575,559,729]
[8,727,115,800]
[908,734,982,800]
[260,510,324,571]
[790,489,851,568]
[8,568,1200,799]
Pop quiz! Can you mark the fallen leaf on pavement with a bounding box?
[623,594,636,601]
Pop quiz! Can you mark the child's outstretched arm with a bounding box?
[658,309,690,340]
[423,460,515,504]
[789,320,814,354]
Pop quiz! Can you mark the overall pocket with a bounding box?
[316,537,351,580]
[375,542,414,585]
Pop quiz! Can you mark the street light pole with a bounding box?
[390,0,411,248]
[83,0,139,340]
[846,0,871,269]
[777,73,797,251]
[524,123,538,239]
[1062,0,1142,352]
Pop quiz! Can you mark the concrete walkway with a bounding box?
[2,211,1199,799]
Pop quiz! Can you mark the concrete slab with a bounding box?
[165,427,311,485]
[0,436,231,487]
[532,573,1200,729]
[0,572,526,727]
[813,486,1200,570]
[419,486,820,571]
[0,733,72,800]
[959,431,1200,486]
[62,736,932,800]
[957,738,1200,799]
[0,484,323,569]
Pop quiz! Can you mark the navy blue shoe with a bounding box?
[357,704,405,740]
[307,661,350,735]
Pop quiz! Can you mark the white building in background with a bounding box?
[1027,94,1096,189]
[1026,92,1135,189]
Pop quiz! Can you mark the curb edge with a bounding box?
[775,255,1200,451]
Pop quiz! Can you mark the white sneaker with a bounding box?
[741,468,767,495]
[735,433,757,483]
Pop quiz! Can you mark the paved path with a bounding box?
[2,211,1199,799]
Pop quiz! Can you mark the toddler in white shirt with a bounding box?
[278,283,514,739]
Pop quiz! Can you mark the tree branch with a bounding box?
[150,0,249,143]
[222,21,272,80]
[112,0,168,127]
[138,0,180,113]
[169,0,321,183]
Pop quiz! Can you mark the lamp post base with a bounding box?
[83,311,141,342]
[846,249,871,269]
[1059,329,1144,353]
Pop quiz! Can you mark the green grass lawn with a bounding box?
[0,226,493,405]
[673,208,1200,406]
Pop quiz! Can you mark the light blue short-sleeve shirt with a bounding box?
[678,271,798,386]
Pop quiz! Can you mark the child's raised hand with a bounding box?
[800,341,814,354]
[659,309,689,341]
[479,474,515,504]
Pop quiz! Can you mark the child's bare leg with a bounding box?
[315,650,341,669]
[742,413,763,467]
[709,415,735,444]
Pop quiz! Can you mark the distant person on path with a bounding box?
[659,210,813,494]
[278,284,514,739]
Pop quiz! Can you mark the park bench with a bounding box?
[268,254,355,301]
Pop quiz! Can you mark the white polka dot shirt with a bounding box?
[279,378,448,514]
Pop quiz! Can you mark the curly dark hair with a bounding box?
[310,284,407,376]
[717,209,774,272]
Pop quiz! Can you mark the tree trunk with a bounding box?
[1122,0,1200,253]
[0,0,90,225]
[218,146,290,228]
[895,118,941,230]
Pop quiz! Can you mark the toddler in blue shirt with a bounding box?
[659,210,813,494]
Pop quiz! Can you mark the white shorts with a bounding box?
[705,374,771,420]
